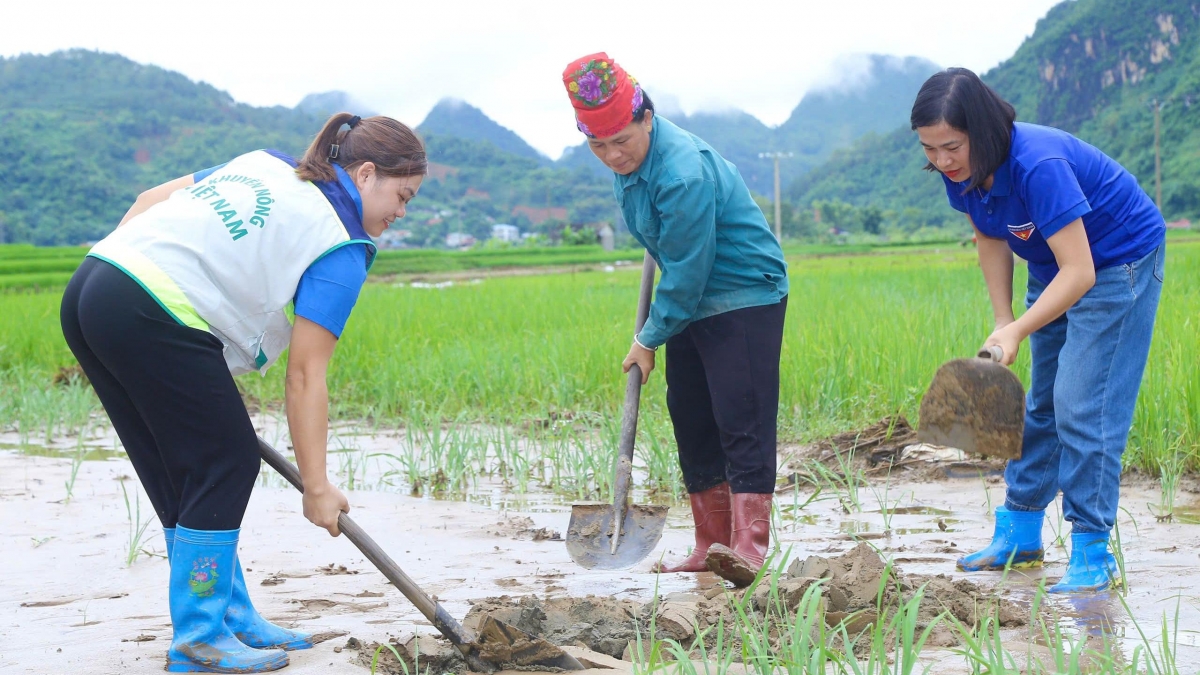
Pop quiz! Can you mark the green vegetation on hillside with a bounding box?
[0,51,613,246]
[790,0,1200,233]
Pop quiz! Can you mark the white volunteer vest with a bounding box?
[90,150,370,376]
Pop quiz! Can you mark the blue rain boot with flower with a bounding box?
[1049,531,1122,594]
[165,528,312,650]
[957,505,1044,571]
[226,557,313,650]
[166,526,288,673]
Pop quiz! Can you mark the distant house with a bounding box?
[598,223,615,251]
[446,232,476,248]
[511,205,569,225]
[375,229,412,249]
[1166,218,1193,230]
[492,224,521,243]
[465,187,491,200]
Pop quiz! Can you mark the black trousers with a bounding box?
[60,257,260,530]
[665,297,787,494]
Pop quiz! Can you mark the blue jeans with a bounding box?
[1004,244,1165,534]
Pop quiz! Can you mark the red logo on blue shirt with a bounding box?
[1008,222,1036,241]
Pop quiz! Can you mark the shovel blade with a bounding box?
[565,502,668,570]
[473,615,585,671]
[917,357,1025,460]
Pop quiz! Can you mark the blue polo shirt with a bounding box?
[943,122,1165,284]
[194,153,372,338]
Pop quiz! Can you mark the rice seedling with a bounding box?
[1046,498,1067,549]
[3,242,1199,495]
[120,480,154,567]
[63,445,84,504]
[1150,436,1188,523]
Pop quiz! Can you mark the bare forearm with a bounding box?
[1011,265,1094,340]
[975,233,1016,325]
[118,175,195,227]
[285,371,331,490]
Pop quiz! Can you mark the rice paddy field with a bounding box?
[3,237,1199,674]
[3,237,1197,482]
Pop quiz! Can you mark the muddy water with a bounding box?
[3,421,1199,673]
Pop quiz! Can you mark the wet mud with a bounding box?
[780,415,1007,483]
[4,417,1200,673]
[488,515,563,542]
[353,543,1026,671]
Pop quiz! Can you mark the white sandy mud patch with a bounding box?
[4,416,1200,673]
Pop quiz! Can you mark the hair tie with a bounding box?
[348,115,362,129]
[329,144,340,160]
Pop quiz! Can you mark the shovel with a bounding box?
[256,438,584,672]
[916,345,1025,460]
[565,252,669,570]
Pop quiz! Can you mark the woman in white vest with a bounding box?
[60,113,425,673]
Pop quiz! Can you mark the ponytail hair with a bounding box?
[296,112,428,183]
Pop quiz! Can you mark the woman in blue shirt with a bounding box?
[561,53,790,587]
[61,113,425,671]
[911,68,1165,593]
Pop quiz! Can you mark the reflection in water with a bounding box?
[1058,591,1125,639]
[1055,592,1128,667]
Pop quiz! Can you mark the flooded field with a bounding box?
[2,417,1198,674]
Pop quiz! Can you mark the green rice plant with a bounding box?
[63,446,84,504]
[1115,591,1184,675]
[5,242,1200,488]
[1150,435,1189,523]
[804,456,863,514]
[120,480,154,567]
[867,471,898,533]
[1046,499,1067,549]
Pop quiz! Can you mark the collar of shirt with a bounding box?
[974,157,1014,205]
[333,163,364,221]
[616,117,659,191]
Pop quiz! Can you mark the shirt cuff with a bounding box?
[633,334,657,352]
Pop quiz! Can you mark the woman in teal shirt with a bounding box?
[561,53,789,586]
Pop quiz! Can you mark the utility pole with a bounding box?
[1153,98,1162,211]
[758,151,793,241]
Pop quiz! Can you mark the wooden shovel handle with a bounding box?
[610,252,657,552]
[255,437,475,649]
[977,345,1004,362]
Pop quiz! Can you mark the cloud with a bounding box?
[0,0,1063,160]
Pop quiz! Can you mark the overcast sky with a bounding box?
[3,0,1063,159]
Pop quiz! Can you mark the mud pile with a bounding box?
[486,514,562,542]
[464,594,642,658]
[348,544,1027,672]
[780,415,1006,482]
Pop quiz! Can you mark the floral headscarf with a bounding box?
[562,52,644,138]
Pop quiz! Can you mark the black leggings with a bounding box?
[665,297,787,494]
[60,257,260,530]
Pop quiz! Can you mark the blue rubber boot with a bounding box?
[226,561,314,650]
[166,526,288,673]
[1049,532,1122,594]
[957,506,1045,571]
[166,528,312,650]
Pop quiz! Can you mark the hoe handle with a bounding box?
[610,252,657,553]
[977,345,1004,363]
[255,437,477,650]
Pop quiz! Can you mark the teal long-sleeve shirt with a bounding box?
[614,116,789,348]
